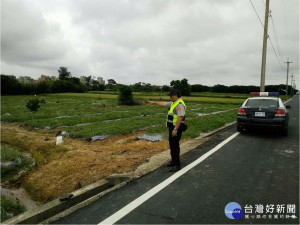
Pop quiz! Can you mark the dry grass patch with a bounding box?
[1,123,169,203]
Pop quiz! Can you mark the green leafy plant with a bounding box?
[119,86,134,105]
[26,99,40,112]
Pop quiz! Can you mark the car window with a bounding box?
[245,99,278,107]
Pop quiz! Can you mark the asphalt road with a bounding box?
[54,95,299,224]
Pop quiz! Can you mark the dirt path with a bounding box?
[1,122,170,203]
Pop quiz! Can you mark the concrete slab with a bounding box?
[106,174,133,186]
[4,179,111,224]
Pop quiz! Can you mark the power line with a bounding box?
[270,13,285,65]
[268,37,285,71]
[249,0,264,28]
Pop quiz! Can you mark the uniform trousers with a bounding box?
[168,125,183,166]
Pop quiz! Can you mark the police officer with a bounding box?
[147,89,186,172]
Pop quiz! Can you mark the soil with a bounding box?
[1,122,170,203]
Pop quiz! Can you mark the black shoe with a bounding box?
[166,162,175,167]
[169,165,181,172]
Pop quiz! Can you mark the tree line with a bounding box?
[191,84,297,95]
[1,67,297,95]
[1,67,103,95]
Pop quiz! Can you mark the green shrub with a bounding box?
[26,99,40,112]
[119,86,134,105]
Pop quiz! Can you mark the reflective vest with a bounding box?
[166,99,186,127]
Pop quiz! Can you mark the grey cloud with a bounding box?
[1,0,68,66]
[1,0,298,87]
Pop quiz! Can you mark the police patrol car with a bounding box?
[237,92,290,136]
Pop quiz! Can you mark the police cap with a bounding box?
[167,89,181,97]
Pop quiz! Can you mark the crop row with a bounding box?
[21,104,238,129]
[1,93,242,139]
[62,109,237,139]
[64,114,166,138]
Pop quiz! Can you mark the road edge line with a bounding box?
[99,132,240,225]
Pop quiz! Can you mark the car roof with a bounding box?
[242,97,284,107]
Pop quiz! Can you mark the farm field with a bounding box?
[1,92,245,137]
[0,91,246,208]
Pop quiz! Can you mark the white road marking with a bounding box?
[99,132,240,225]
[284,97,294,105]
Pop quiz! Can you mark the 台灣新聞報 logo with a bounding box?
[225,202,243,219]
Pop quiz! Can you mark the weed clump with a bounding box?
[1,145,32,175]
[1,195,26,222]
[119,86,134,105]
[26,99,40,112]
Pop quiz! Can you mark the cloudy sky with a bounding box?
[1,0,299,87]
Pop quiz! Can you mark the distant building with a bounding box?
[80,76,105,85]
[97,77,105,85]
[80,76,88,84]
[18,76,36,84]
[38,75,57,81]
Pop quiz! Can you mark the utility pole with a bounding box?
[290,73,294,96]
[293,79,295,95]
[260,0,270,92]
[292,77,296,96]
[285,59,293,97]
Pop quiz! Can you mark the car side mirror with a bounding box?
[286,105,291,109]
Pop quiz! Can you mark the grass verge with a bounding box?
[0,145,32,175]
[1,195,26,222]
[1,130,68,167]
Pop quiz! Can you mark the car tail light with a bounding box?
[238,108,246,115]
[275,109,286,117]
